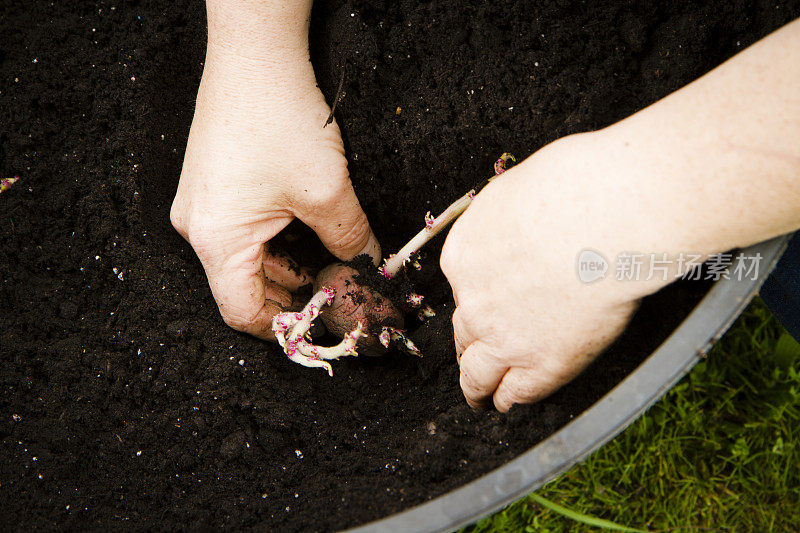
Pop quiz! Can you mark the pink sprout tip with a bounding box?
[424,211,435,228]
[321,286,336,303]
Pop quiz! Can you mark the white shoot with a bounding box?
[380,189,475,279]
[272,287,364,376]
[379,327,422,357]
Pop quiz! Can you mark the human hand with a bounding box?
[442,15,800,410]
[170,10,379,340]
[440,132,674,412]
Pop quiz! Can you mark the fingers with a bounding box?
[295,180,381,265]
[493,367,554,413]
[204,242,293,341]
[452,306,471,357]
[262,243,313,292]
[453,306,509,408]
[453,307,552,412]
[459,341,510,409]
[460,348,556,412]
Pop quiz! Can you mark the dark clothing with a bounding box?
[761,232,800,341]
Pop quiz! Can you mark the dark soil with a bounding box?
[1,0,797,530]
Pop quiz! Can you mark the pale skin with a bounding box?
[171,0,380,340]
[443,18,800,411]
[172,1,800,411]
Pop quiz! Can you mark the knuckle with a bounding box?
[439,231,464,280]
[169,198,187,235]
[497,374,533,407]
[459,365,488,396]
[439,242,455,278]
[298,178,351,211]
[315,142,348,173]
[453,304,480,336]
[220,306,257,332]
[221,312,247,331]
[310,185,340,207]
[452,311,472,353]
[328,214,370,255]
[179,210,226,256]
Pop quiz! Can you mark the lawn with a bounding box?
[472,299,800,532]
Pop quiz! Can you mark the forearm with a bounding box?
[603,17,800,257]
[205,0,312,61]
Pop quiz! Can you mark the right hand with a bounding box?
[441,133,649,412]
[170,36,379,340]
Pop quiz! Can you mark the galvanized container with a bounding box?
[351,234,790,533]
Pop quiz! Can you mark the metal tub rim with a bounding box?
[348,235,790,533]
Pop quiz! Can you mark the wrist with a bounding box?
[559,122,786,301]
[206,0,312,63]
[574,128,717,297]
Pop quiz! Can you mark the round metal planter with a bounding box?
[350,234,791,533]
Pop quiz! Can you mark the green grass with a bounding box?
[470,299,800,532]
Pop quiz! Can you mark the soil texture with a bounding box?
[2,0,798,530]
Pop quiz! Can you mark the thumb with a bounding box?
[202,240,293,341]
[296,180,381,265]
